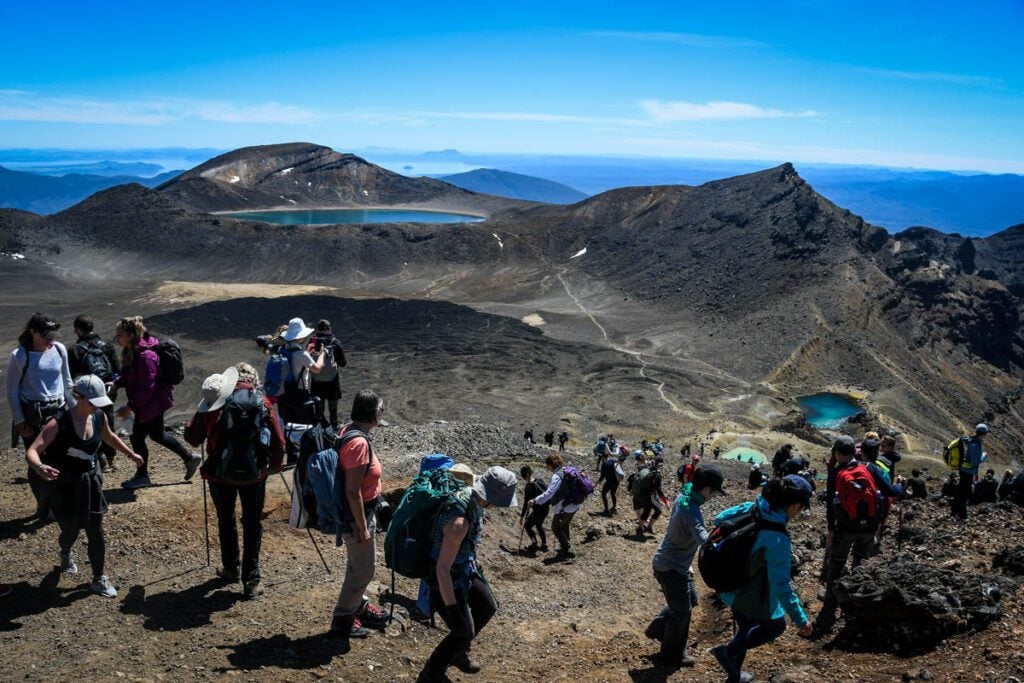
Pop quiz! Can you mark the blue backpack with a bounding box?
[263,347,296,398]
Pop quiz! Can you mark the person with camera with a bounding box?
[276,318,326,427]
[310,319,347,430]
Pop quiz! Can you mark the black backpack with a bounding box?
[211,388,270,483]
[75,339,114,382]
[154,338,185,386]
[698,508,788,593]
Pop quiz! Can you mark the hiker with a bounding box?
[6,313,75,518]
[67,315,120,472]
[646,466,726,668]
[527,453,579,558]
[906,469,928,499]
[633,454,666,534]
[972,468,999,504]
[26,375,145,597]
[113,316,198,489]
[276,317,326,429]
[713,446,721,460]
[593,435,609,471]
[1012,471,1024,507]
[941,471,959,499]
[544,431,555,448]
[748,463,765,490]
[814,436,903,635]
[681,454,700,483]
[771,444,793,478]
[951,424,989,521]
[416,466,518,683]
[999,469,1016,502]
[519,465,549,552]
[329,390,388,640]
[183,363,285,598]
[309,319,347,430]
[557,431,568,451]
[598,451,624,515]
[879,435,902,479]
[710,476,814,681]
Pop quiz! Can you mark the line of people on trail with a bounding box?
[523,428,569,451]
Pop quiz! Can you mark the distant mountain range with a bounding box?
[437,168,587,204]
[0,165,181,214]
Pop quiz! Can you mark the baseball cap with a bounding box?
[693,465,726,493]
[976,423,990,434]
[73,375,113,408]
[783,474,814,509]
[833,435,856,457]
[28,313,61,341]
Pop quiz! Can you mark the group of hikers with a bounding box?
[5,309,1024,682]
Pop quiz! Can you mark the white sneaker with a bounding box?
[60,550,78,575]
[90,575,118,598]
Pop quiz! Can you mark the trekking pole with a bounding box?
[201,444,210,567]
[896,502,904,554]
[277,470,332,575]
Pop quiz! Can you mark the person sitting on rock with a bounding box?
[748,463,765,490]
[645,466,725,668]
[998,469,1016,502]
[906,469,928,499]
[971,468,999,504]
[941,471,959,499]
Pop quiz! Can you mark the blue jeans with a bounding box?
[727,609,786,671]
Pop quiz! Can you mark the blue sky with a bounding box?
[1,0,1022,171]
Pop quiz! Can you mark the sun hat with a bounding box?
[282,317,314,342]
[449,463,476,487]
[472,466,518,507]
[197,366,239,413]
[73,375,112,408]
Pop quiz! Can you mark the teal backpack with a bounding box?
[385,468,467,580]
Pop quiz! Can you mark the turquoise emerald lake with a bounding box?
[797,393,863,429]
[226,209,483,225]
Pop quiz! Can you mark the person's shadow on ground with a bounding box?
[0,514,49,541]
[221,631,344,670]
[0,567,92,632]
[120,577,241,631]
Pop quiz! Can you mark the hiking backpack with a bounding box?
[943,437,968,470]
[698,508,788,593]
[290,423,338,530]
[558,466,595,506]
[316,337,339,382]
[74,340,114,381]
[298,426,372,535]
[211,388,271,483]
[153,338,185,386]
[835,462,881,531]
[263,347,296,398]
[385,468,467,579]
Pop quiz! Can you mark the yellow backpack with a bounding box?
[943,437,968,470]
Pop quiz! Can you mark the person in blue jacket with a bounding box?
[710,475,814,683]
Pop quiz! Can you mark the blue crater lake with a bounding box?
[226,209,483,225]
[797,393,863,429]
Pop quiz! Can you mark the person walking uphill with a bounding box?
[67,315,121,472]
[520,465,549,552]
[26,375,145,597]
[951,423,990,521]
[330,390,389,641]
[6,313,75,518]
[417,466,518,683]
[710,476,815,683]
[528,453,579,558]
[646,466,726,668]
[113,317,199,489]
[184,363,285,598]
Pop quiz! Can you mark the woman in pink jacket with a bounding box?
[114,316,199,489]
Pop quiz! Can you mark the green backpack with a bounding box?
[384,468,467,580]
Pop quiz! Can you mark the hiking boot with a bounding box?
[330,615,370,639]
[711,645,739,678]
[0,583,13,598]
[216,566,240,582]
[453,650,482,674]
[539,544,549,552]
[557,547,576,559]
[121,473,152,489]
[60,550,78,575]
[243,581,263,599]
[357,601,389,629]
[524,542,539,553]
[183,454,202,481]
[90,575,118,598]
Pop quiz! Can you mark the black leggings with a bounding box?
[523,508,548,547]
[601,479,619,510]
[131,413,191,475]
[425,575,497,674]
[50,488,105,578]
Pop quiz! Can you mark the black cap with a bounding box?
[833,435,856,457]
[28,313,60,340]
[317,319,331,332]
[693,465,726,493]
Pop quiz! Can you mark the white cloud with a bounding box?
[856,67,1005,89]
[590,30,767,49]
[640,99,819,122]
[0,91,321,125]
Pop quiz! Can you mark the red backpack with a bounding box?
[835,462,880,531]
